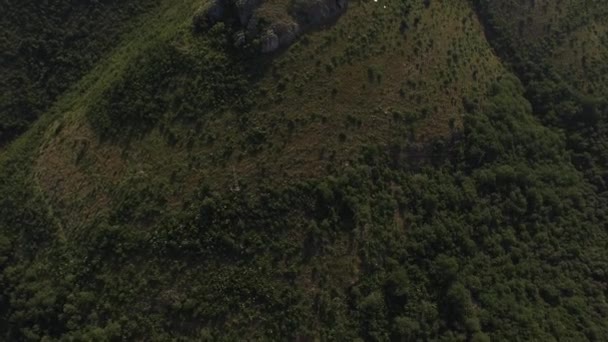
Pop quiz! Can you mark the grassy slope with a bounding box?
[31,0,204,231]
[33,0,506,233]
[2,0,608,340]
[2,0,506,338]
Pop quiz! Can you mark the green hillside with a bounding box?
[1,0,607,340]
[0,0,162,145]
[475,0,608,96]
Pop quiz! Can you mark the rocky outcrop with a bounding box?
[291,0,348,28]
[273,21,299,46]
[260,29,280,53]
[234,0,264,25]
[232,30,247,47]
[193,0,348,53]
[193,0,226,30]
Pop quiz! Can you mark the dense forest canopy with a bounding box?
[0,0,160,145]
[1,0,607,340]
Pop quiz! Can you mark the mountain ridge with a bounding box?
[1,0,608,340]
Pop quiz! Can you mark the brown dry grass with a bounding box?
[33,0,506,231]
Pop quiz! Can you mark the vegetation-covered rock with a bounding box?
[193,0,348,52]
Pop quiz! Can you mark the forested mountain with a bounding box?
[1,0,607,340]
[0,0,161,145]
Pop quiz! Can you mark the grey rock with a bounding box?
[193,0,226,30]
[260,29,280,53]
[234,0,263,26]
[233,30,247,48]
[291,0,348,27]
[245,14,260,37]
[193,0,349,53]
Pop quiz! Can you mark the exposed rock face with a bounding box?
[193,0,348,53]
[233,30,247,47]
[291,0,348,27]
[193,0,226,30]
[234,0,264,25]
[273,21,299,46]
[248,8,300,52]
[260,29,280,53]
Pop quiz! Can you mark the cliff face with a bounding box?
[193,0,348,52]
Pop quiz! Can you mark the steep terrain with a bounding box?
[476,0,608,96]
[1,0,608,340]
[0,0,162,145]
[34,0,504,232]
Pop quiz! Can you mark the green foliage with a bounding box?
[2,74,608,340]
[1,0,608,340]
[88,33,251,139]
[0,0,161,145]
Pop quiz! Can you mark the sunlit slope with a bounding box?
[33,0,506,232]
[2,0,608,340]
